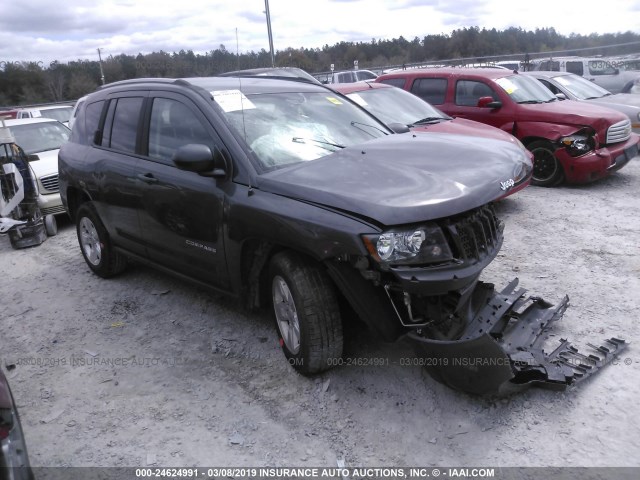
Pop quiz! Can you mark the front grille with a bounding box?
[606,119,632,144]
[440,204,503,262]
[39,174,59,193]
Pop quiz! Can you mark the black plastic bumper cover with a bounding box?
[409,278,627,395]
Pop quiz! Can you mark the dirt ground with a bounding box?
[1,160,639,470]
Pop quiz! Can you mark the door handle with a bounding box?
[137,173,159,184]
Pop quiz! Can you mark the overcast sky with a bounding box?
[1,0,639,67]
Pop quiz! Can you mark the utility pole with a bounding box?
[97,48,105,85]
[264,0,275,67]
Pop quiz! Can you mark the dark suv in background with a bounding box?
[59,76,620,395]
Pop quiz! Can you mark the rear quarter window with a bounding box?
[70,100,104,145]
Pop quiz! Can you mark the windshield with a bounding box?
[551,74,610,99]
[9,122,70,154]
[346,86,449,126]
[38,107,73,123]
[495,75,556,103]
[216,90,389,170]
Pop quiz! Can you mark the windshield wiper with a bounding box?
[585,95,606,100]
[518,100,544,104]
[350,121,389,137]
[409,116,448,126]
[292,137,345,150]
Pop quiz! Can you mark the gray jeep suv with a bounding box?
[58,76,622,395]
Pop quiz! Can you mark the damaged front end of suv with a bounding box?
[326,197,625,395]
[254,130,625,396]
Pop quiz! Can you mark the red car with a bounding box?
[377,68,639,186]
[331,82,533,197]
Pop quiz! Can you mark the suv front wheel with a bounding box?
[269,252,343,375]
[76,203,127,278]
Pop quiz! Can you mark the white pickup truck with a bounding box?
[529,56,640,94]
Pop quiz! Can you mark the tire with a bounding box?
[269,252,343,375]
[44,215,58,236]
[76,203,127,278]
[528,140,564,187]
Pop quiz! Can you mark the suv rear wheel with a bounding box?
[529,140,564,187]
[76,203,127,278]
[269,252,343,375]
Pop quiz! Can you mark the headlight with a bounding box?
[513,159,532,183]
[560,133,595,157]
[363,225,453,265]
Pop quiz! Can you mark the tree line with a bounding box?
[1,27,639,106]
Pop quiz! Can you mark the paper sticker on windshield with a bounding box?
[326,97,343,105]
[496,78,518,94]
[211,90,256,112]
[556,77,570,86]
[347,93,368,106]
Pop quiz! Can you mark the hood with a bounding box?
[414,117,519,144]
[518,100,627,134]
[257,133,529,226]
[590,93,640,109]
[27,149,59,179]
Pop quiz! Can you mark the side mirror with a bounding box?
[173,144,228,178]
[614,68,620,75]
[387,122,411,134]
[555,93,567,100]
[477,96,502,109]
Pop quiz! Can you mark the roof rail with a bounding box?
[97,77,182,90]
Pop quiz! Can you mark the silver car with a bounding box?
[524,71,640,134]
[2,118,70,216]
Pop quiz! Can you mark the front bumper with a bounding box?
[556,134,639,183]
[409,279,627,395]
[35,192,64,216]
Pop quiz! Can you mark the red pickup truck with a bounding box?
[377,68,639,186]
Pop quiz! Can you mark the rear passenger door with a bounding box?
[91,93,147,257]
[137,92,229,288]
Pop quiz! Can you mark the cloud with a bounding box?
[0,0,638,65]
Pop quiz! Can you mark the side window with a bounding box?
[379,78,406,89]
[103,97,144,153]
[455,80,496,106]
[566,62,584,76]
[410,78,447,104]
[73,100,104,145]
[537,61,560,71]
[588,60,617,76]
[355,71,376,81]
[147,98,213,163]
[538,79,560,95]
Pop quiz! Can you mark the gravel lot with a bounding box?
[1,160,639,470]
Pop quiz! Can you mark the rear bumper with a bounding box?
[557,134,639,183]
